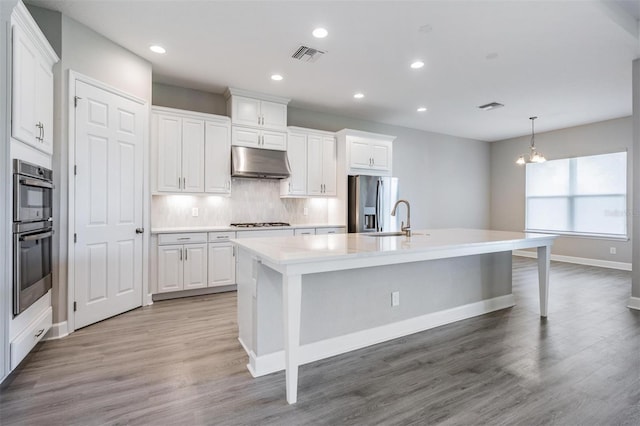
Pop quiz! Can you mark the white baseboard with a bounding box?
[44,321,68,340]
[628,297,640,311]
[513,250,631,271]
[247,294,516,377]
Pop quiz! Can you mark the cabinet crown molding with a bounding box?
[12,1,59,65]
[151,105,230,123]
[336,128,396,141]
[224,87,291,105]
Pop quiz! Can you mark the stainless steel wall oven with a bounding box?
[13,160,54,316]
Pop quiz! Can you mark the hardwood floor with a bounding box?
[1,257,639,425]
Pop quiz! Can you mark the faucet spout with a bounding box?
[391,199,411,236]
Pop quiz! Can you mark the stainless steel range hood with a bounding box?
[231,146,291,179]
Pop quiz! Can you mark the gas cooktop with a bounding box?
[230,222,291,228]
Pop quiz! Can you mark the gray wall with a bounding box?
[490,117,633,263]
[153,83,492,230]
[633,59,639,300]
[31,9,152,324]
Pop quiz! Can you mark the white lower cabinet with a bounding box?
[208,231,236,287]
[316,227,345,235]
[157,233,208,293]
[10,305,52,370]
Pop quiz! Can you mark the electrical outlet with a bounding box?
[192,207,199,217]
[391,291,400,307]
[610,247,616,255]
[303,207,308,216]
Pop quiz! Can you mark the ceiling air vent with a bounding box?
[478,102,504,111]
[291,45,326,62]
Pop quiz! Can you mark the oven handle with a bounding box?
[20,230,54,241]
[19,177,54,189]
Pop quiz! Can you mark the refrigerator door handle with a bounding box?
[379,179,384,231]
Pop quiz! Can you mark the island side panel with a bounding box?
[252,251,512,357]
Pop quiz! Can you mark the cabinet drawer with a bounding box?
[209,231,236,242]
[294,228,316,236]
[158,233,207,245]
[316,227,345,235]
[10,306,52,370]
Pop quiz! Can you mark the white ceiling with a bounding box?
[28,0,640,141]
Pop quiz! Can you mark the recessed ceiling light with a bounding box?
[417,107,427,112]
[353,93,365,99]
[149,45,166,54]
[271,74,283,81]
[410,61,424,69]
[312,28,328,38]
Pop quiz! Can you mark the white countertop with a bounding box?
[151,224,345,234]
[232,228,557,266]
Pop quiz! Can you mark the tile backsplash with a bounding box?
[152,178,330,228]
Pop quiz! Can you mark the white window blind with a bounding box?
[525,151,627,238]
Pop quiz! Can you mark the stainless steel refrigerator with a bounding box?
[348,175,400,233]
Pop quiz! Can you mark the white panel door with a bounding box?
[286,132,307,195]
[232,126,260,148]
[307,135,324,195]
[260,100,287,130]
[205,120,231,194]
[261,130,287,151]
[232,96,261,127]
[11,24,38,147]
[371,141,391,171]
[157,245,183,293]
[181,118,205,192]
[208,243,235,287]
[155,114,182,192]
[183,243,207,290]
[322,136,337,196]
[35,60,54,154]
[74,79,144,330]
[349,138,372,169]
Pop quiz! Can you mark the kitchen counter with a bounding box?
[150,223,344,234]
[234,228,556,404]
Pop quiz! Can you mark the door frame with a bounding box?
[67,70,150,333]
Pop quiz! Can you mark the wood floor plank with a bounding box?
[1,257,639,425]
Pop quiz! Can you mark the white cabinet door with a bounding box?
[36,60,53,154]
[208,243,235,287]
[205,120,231,194]
[261,100,287,130]
[322,136,337,196]
[157,245,184,293]
[232,126,260,148]
[307,135,324,195]
[183,243,207,290]
[156,114,182,192]
[371,141,391,171]
[283,132,307,195]
[349,138,372,169]
[181,118,205,193]
[11,24,38,147]
[261,129,287,150]
[232,96,261,127]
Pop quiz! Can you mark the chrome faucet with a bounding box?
[391,199,411,237]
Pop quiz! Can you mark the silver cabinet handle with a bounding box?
[288,182,291,192]
[258,116,261,125]
[177,237,191,241]
[185,248,188,261]
[183,177,186,189]
[136,228,144,234]
[34,328,44,338]
[216,236,227,239]
[178,177,181,189]
[179,248,183,261]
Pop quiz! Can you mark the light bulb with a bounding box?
[516,156,526,165]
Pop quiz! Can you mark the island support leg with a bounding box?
[283,273,302,404]
[537,245,551,317]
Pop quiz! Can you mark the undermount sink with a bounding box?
[363,232,427,237]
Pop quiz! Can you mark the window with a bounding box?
[525,151,627,238]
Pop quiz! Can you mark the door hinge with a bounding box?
[73,301,77,312]
[74,233,77,243]
[74,96,81,108]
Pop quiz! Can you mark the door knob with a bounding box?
[136,228,144,234]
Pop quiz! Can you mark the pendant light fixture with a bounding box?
[516,116,546,165]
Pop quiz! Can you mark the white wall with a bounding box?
[490,117,633,263]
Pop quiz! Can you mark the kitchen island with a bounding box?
[233,228,556,404]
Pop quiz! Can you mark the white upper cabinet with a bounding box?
[152,106,231,194]
[225,88,290,151]
[337,129,395,176]
[11,2,59,156]
[307,134,337,197]
[205,119,231,194]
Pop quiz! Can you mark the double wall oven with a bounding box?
[13,160,54,316]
